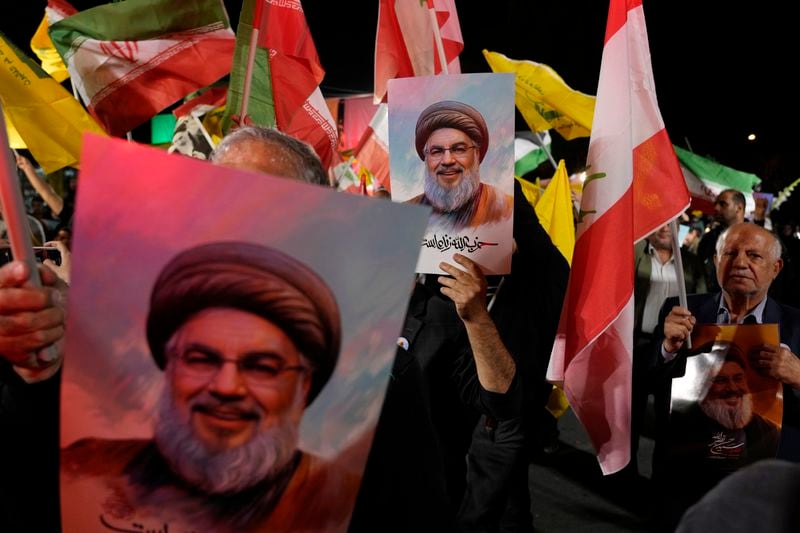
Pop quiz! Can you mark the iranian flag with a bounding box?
[546,0,689,474]
[49,0,235,136]
[374,0,463,103]
[674,145,761,215]
[223,0,337,169]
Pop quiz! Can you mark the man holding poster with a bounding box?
[655,222,800,529]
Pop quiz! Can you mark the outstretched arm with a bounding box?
[15,153,64,216]
[439,253,515,393]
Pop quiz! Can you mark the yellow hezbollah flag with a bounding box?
[534,159,576,418]
[30,12,70,83]
[534,159,575,265]
[4,114,26,148]
[0,32,106,174]
[483,49,595,140]
[515,176,543,207]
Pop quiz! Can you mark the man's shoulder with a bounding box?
[472,182,513,225]
[62,437,151,477]
[774,298,800,322]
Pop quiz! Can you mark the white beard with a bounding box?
[700,393,754,430]
[423,160,481,212]
[153,379,304,495]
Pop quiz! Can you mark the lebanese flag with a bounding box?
[354,103,390,192]
[374,0,463,103]
[48,0,235,136]
[546,0,689,474]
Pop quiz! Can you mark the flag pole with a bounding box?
[240,1,265,124]
[669,217,691,349]
[427,1,449,75]
[0,101,57,363]
[535,130,558,171]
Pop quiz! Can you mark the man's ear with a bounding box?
[772,257,784,278]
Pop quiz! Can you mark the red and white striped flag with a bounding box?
[374,0,463,103]
[546,0,689,474]
[354,103,390,192]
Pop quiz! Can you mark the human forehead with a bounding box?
[169,307,301,360]
[721,227,773,254]
[426,128,472,147]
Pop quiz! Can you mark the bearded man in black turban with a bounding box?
[407,100,513,231]
[61,242,360,533]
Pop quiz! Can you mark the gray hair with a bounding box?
[210,126,327,186]
[716,222,782,261]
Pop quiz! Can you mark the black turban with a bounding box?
[415,100,489,162]
[146,242,341,406]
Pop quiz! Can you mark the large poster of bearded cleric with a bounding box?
[59,134,429,532]
[388,73,515,274]
[665,324,782,478]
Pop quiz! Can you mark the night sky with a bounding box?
[3,1,798,213]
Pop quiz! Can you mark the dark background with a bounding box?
[4,1,798,214]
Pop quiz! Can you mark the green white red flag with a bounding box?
[223,0,337,169]
[674,145,761,215]
[547,0,689,474]
[374,0,463,102]
[48,0,235,136]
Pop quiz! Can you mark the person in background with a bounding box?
[653,222,800,530]
[695,189,746,292]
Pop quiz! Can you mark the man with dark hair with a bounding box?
[407,100,513,231]
[62,242,358,532]
[696,189,747,292]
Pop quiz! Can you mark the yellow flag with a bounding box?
[483,49,595,141]
[0,33,106,174]
[515,175,543,207]
[30,13,70,83]
[535,159,576,418]
[534,159,575,265]
[4,114,26,148]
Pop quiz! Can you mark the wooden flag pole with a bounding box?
[427,1,449,75]
[0,101,58,363]
[240,0,265,124]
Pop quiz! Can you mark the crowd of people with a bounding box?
[1,123,799,532]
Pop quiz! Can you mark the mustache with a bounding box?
[192,400,261,420]
[717,390,745,399]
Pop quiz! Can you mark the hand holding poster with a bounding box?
[60,134,429,532]
[660,323,782,523]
